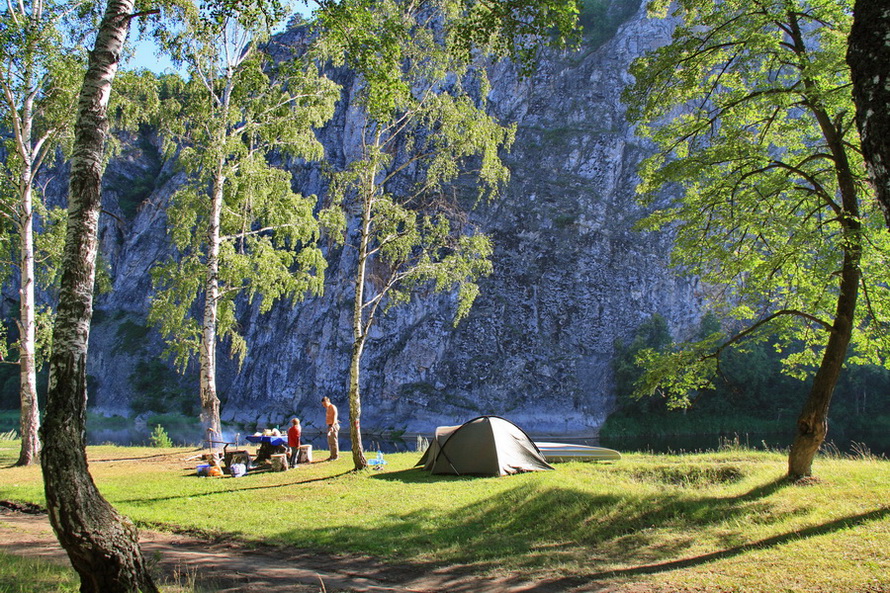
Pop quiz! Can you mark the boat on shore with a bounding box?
[534,441,622,462]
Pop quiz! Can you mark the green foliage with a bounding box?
[0,1,87,157]
[608,313,890,437]
[129,360,195,416]
[621,0,888,403]
[446,0,582,75]
[0,0,82,420]
[613,313,673,412]
[320,0,514,330]
[148,424,174,448]
[148,1,340,370]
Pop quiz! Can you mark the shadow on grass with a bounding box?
[279,472,885,577]
[90,452,198,463]
[116,470,354,504]
[561,506,890,582]
[371,467,483,483]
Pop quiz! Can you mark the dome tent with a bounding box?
[416,416,554,476]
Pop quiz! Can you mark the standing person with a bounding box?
[286,418,301,467]
[321,396,339,461]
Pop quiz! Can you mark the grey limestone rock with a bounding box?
[82,1,699,437]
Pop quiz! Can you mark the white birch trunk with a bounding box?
[348,188,373,471]
[199,172,224,436]
[39,2,159,591]
[16,173,40,467]
[7,7,41,466]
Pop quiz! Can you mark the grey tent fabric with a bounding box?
[416,416,554,476]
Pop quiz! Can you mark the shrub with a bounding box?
[149,424,173,448]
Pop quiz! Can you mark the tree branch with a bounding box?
[705,308,834,362]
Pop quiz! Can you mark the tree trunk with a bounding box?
[199,173,224,436]
[39,2,160,591]
[787,17,862,477]
[848,0,890,229]
[16,171,40,467]
[348,193,373,471]
[787,248,859,478]
[348,338,367,470]
[10,17,41,467]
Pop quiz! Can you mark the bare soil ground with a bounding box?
[0,504,627,593]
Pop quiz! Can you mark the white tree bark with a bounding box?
[347,184,373,470]
[16,170,40,467]
[199,171,224,435]
[39,1,159,591]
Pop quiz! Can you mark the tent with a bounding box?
[416,416,554,476]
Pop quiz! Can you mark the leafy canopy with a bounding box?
[148,0,339,368]
[622,0,890,401]
[318,0,516,327]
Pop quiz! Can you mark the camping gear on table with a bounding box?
[246,434,287,447]
[416,415,554,476]
[534,442,622,462]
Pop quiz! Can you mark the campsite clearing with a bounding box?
[1,442,888,592]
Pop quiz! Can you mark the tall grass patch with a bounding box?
[0,551,79,593]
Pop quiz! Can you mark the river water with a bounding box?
[85,424,890,457]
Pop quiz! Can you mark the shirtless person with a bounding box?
[321,396,339,461]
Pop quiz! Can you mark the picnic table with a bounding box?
[246,434,288,447]
[245,434,289,465]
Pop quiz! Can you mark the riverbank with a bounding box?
[600,409,890,456]
[2,439,888,592]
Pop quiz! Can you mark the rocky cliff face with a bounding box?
[84,2,700,436]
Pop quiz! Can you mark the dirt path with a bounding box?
[0,506,611,593]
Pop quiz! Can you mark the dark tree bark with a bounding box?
[38,1,160,592]
[786,12,862,479]
[787,246,859,478]
[848,0,890,228]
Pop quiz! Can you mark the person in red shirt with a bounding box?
[287,418,301,467]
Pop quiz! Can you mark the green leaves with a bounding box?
[623,0,885,404]
[319,0,517,331]
[449,0,581,75]
[148,0,339,367]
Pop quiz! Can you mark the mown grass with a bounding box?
[1,441,888,592]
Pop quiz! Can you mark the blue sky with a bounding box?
[124,37,178,74]
[122,4,314,74]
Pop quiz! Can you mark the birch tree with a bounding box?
[0,0,83,466]
[847,0,890,229]
[624,0,890,478]
[39,0,161,590]
[316,0,525,470]
[148,0,338,434]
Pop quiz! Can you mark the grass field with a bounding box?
[1,440,888,592]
